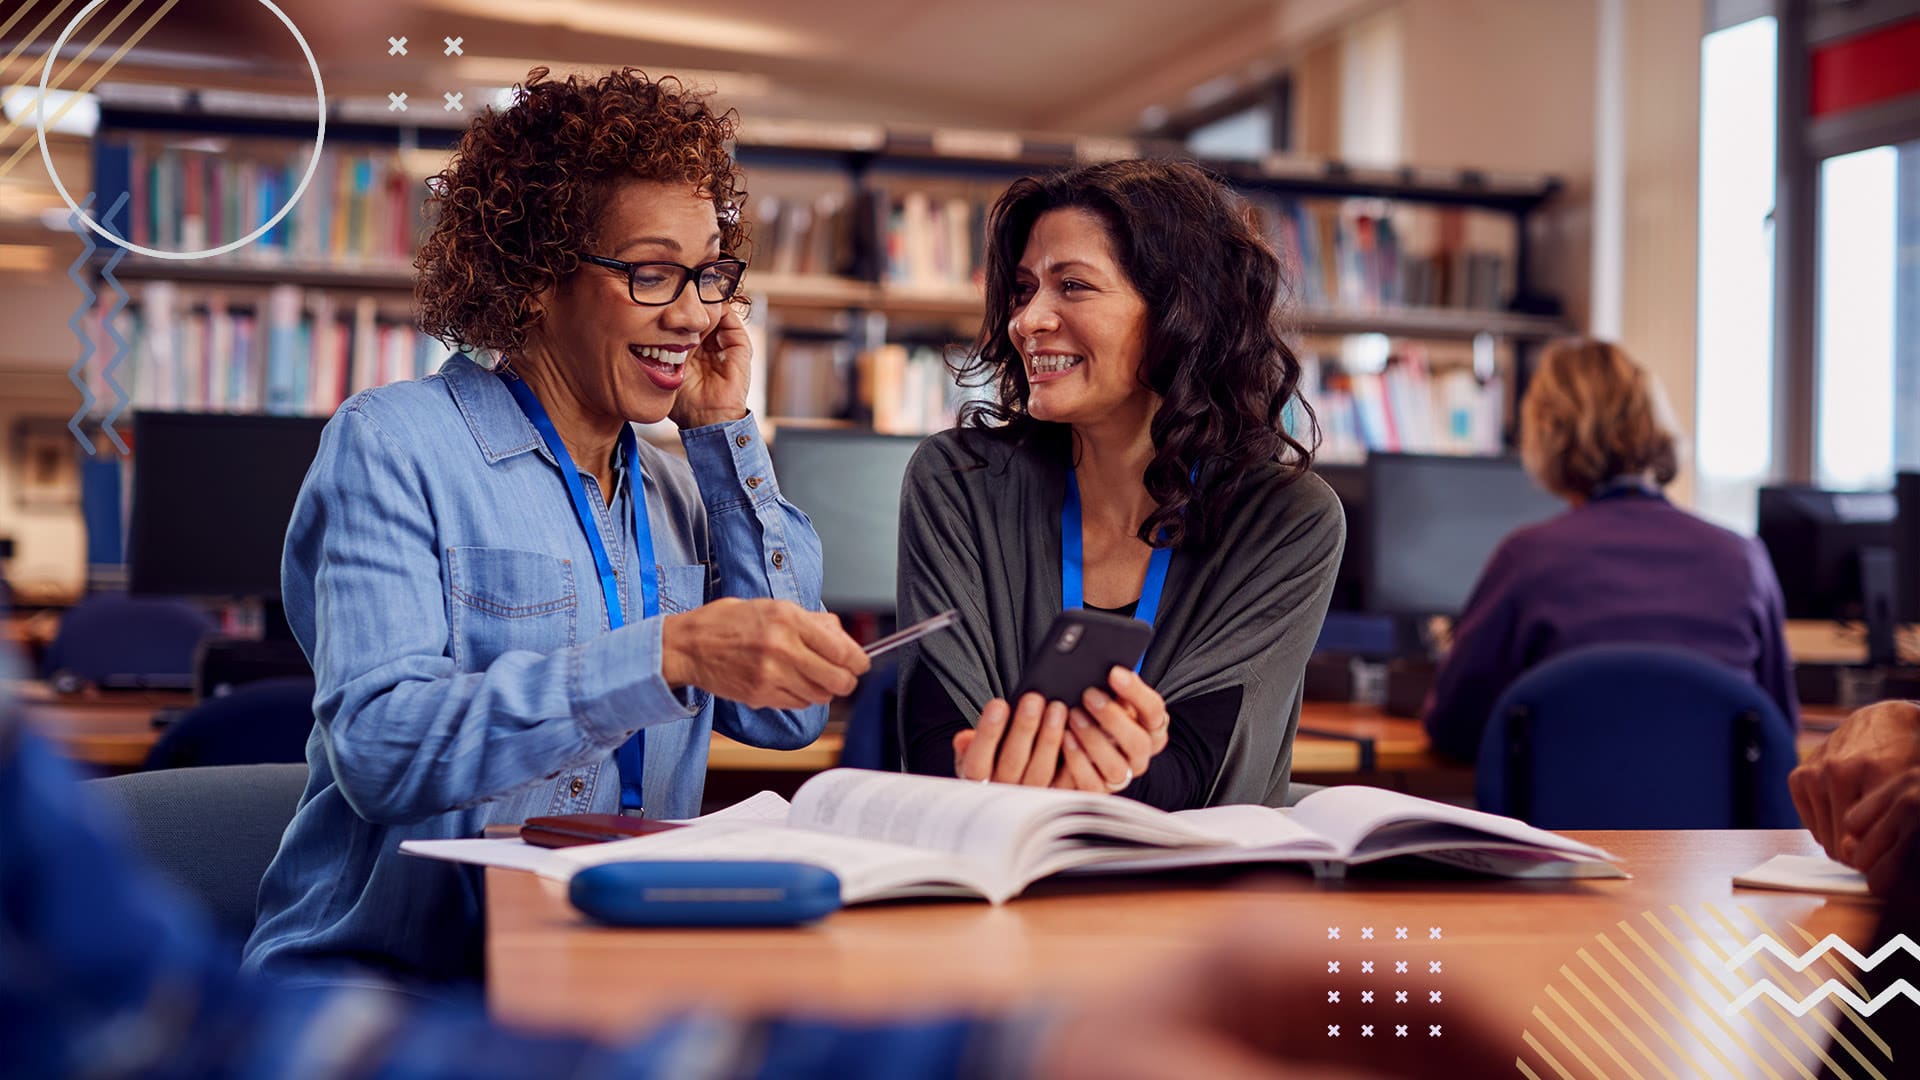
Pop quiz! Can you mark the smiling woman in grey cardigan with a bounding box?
[896,160,1344,810]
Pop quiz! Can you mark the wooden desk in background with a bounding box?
[486,830,1878,1076]
[18,677,1843,782]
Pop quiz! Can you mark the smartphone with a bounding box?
[1010,609,1153,706]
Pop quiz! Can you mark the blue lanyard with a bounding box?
[1062,470,1172,672]
[503,376,657,813]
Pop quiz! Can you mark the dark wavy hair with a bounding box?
[953,158,1316,550]
[415,68,749,357]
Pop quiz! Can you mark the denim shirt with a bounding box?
[242,354,829,987]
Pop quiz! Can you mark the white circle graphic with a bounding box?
[38,0,327,260]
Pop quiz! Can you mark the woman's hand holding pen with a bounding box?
[955,667,1169,793]
[661,599,869,710]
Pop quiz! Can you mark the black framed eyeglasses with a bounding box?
[582,254,747,306]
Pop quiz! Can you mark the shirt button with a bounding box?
[568,777,585,798]
[771,551,786,570]
[735,434,751,448]
[746,476,763,490]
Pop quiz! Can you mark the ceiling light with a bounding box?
[1,88,99,137]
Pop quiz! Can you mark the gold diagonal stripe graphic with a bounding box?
[1523,1029,1579,1080]
[1640,909,1798,1080]
[1518,1059,1550,1080]
[0,0,179,179]
[1766,907,1889,1053]
[1548,983,1647,1080]
[1619,917,1807,1080]
[1743,907,1889,1068]
[1534,1003,1615,1080]
[1778,915,1890,1061]
[1564,963,1678,1080]
[0,1,51,58]
[0,0,79,90]
[0,0,148,150]
[1785,921,1874,999]
[1703,903,1874,1080]
[1581,945,1716,1079]
[1597,932,1733,1078]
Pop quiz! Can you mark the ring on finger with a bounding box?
[1105,766,1135,793]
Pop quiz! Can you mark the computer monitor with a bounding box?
[769,427,924,612]
[1898,472,1920,623]
[128,411,328,600]
[1364,452,1562,617]
[1313,462,1367,612]
[1755,486,1898,622]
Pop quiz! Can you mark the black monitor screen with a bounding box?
[770,428,924,613]
[1899,472,1920,623]
[1313,463,1367,612]
[1756,486,1898,621]
[1364,453,1561,617]
[128,411,328,599]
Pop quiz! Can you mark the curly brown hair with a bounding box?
[414,67,749,357]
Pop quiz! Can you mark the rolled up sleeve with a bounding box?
[680,417,829,750]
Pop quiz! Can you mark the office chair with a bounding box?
[843,667,901,771]
[145,676,317,770]
[85,763,309,957]
[1475,643,1798,829]
[42,591,218,692]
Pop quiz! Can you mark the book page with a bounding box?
[788,770,1225,892]
[1733,853,1871,896]
[1290,785,1614,863]
[667,790,792,826]
[1167,804,1338,854]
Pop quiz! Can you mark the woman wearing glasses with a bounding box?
[897,159,1344,809]
[244,69,867,989]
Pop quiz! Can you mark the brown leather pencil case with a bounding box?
[519,813,682,848]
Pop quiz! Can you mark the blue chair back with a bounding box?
[840,666,900,771]
[1475,644,1798,829]
[145,676,317,770]
[43,592,218,690]
[86,764,308,959]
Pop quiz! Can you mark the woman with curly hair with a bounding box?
[243,68,867,988]
[897,159,1344,809]
[1421,338,1797,761]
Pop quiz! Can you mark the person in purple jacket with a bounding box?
[1422,338,1797,760]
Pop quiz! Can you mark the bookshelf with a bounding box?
[80,102,1571,448]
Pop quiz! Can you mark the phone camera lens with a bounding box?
[1057,626,1082,652]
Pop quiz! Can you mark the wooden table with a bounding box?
[13,678,846,774]
[486,830,1883,1077]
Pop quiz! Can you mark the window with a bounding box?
[1694,16,1778,531]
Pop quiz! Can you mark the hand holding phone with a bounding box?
[1011,609,1152,704]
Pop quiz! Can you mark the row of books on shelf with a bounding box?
[87,282,450,415]
[93,136,426,265]
[1251,198,1517,313]
[751,188,987,293]
[1302,350,1505,462]
[767,334,986,435]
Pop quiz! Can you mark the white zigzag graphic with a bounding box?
[1721,978,1920,1017]
[1721,932,1920,973]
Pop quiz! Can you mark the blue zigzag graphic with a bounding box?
[97,192,132,455]
[66,194,98,456]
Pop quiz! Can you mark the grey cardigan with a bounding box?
[895,426,1345,807]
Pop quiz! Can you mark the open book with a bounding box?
[403,769,1622,904]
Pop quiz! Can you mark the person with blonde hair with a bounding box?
[1422,338,1796,760]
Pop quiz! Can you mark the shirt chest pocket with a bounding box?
[446,547,578,671]
[656,563,708,615]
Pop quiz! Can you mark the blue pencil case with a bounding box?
[567,861,843,927]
